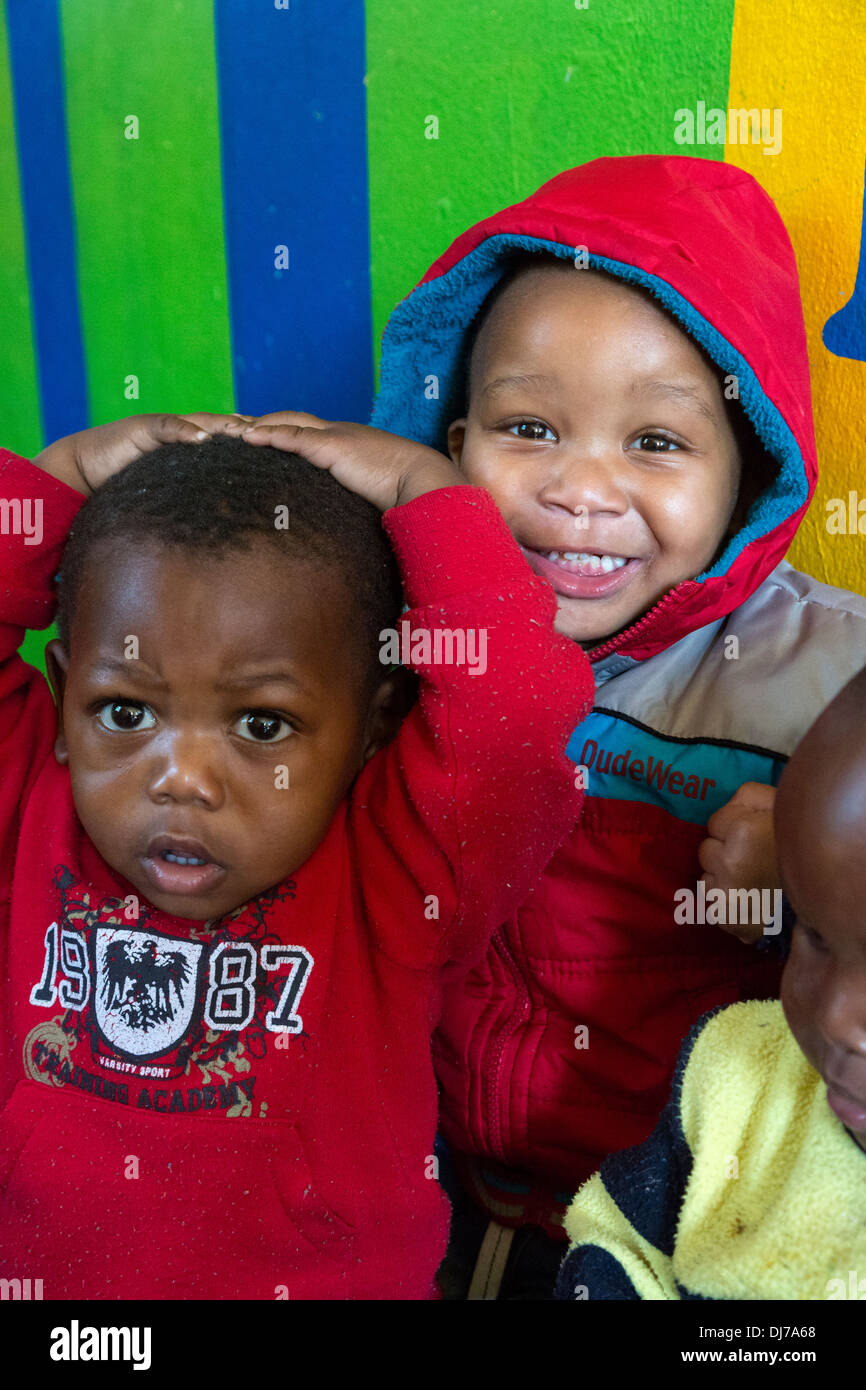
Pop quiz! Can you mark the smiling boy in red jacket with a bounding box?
[0,412,592,1300]
[358,154,866,1297]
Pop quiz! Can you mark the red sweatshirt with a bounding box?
[0,450,592,1300]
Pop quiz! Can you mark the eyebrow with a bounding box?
[213,671,312,697]
[90,659,312,698]
[480,372,559,401]
[629,378,718,423]
[481,372,719,425]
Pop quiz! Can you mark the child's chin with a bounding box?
[553,600,640,646]
[118,864,229,922]
[129,880,217,922]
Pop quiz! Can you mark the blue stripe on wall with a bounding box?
[5,0,89,444]
[214,0,373,420]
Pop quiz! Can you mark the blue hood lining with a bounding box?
[372,233,810,583]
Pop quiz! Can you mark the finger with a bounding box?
[208,416,259,436]
[91,416,210,468]
[247,410,330,431]
[707,798,773,840]
[697,872,718,892]
[706,811,760,868]
[73,415,208,484]
[721,816,763,865]
[239,422,337,464]
[697,836,725,875]
[179,412,256,434]
[726,781,776,812]
[704,802,741,840]
[140,414,213,444]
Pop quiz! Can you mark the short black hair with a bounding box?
[55,436,403,683]
[460,250,777,507]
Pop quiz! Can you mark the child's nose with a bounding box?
[146,732,225,809]
[536,444,630,518]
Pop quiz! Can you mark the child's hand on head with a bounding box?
[697,781,779,943]
[33,411,254,496]
[240,411,463,510]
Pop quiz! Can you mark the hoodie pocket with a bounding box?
[0,1079,356,1297]
[259,1121,357,1251]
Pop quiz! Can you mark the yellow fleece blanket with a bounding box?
[559,1000,866,1300]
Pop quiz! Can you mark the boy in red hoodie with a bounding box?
[0,412,592,1299]
[350,154,866,1297]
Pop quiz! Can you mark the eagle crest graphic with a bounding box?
[94,928,204,1059]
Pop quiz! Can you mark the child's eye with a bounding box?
[234,711,295,743]
[506,420,556,442]
[633,433,680,452]
[96,700,156,732]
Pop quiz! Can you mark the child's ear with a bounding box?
[447,419,467,467]
[362,667,418,763]
[45,639,71,765]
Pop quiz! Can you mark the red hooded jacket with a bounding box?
[373,155,866,1232]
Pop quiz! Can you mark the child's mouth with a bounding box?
[142,834,227,898]
[519,546,642,599]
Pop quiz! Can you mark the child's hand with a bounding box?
[238,411,464,511]
[32,412,253,496]
[697,782,779,944]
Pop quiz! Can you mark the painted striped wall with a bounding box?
[2,0,865,644]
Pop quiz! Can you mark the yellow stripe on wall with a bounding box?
[725,0,866,595]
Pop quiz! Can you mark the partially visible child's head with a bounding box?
[48,437,404,921]
[448,254,774,646]
[776,666,866,1151]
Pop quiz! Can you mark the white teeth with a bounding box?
[163,851,206,866]
[545,550,629,571]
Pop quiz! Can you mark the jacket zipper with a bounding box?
[587,583,688,663]
[483,927,531,1163]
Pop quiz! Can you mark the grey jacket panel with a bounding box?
[594,563,866,756]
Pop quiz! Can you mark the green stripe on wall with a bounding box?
[0,1,42,457]
[59,0,235,423]
[365,0,736,379]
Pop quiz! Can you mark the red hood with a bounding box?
[372,155,814,663]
